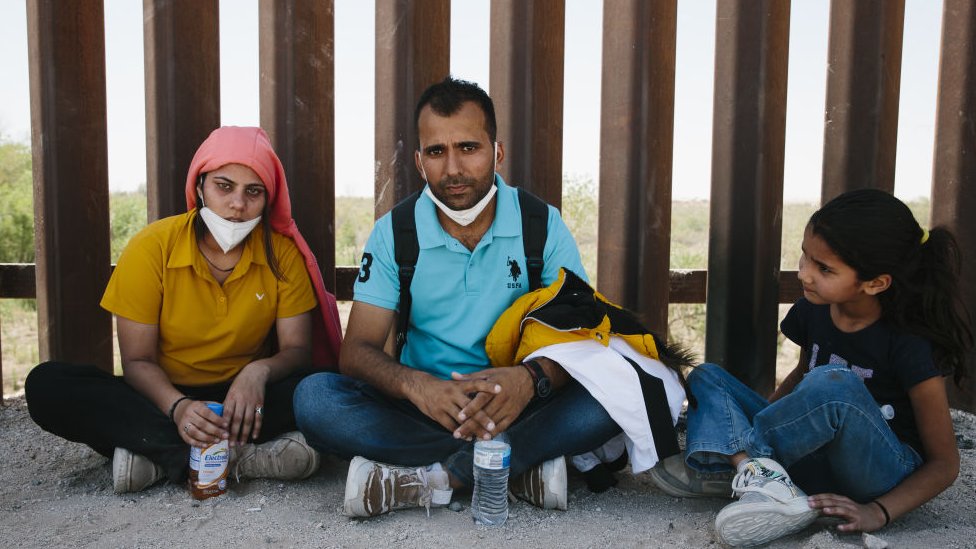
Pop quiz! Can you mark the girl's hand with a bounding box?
[223,362,270,446]
[174,399,228,448]
[808,494,887,532]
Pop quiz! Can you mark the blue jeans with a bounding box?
[685,363,922,502]
[293,372,621,487]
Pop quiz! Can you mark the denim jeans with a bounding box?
[684,363,922,502]
[293,371,621,487]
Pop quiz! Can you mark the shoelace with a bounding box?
[731,464,795,503]
[399,467,433,517]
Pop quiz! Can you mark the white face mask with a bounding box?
[198,207,262,253]
[419,142,498,227]
[424,184,497,227]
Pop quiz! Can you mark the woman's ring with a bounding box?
[184,423,190,434]
[255,405,264,416]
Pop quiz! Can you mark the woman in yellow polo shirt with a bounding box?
[25,126,342,493]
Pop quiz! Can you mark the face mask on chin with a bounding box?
[198,206,262,253]
[419,142,498,227]
[424,184,497,227]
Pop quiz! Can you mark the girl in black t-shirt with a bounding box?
[654,189,972,546]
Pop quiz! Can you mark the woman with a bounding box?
[25,126,342,493]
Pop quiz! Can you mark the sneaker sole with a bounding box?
[343,456,375,517]
[548,457,568,511]
[715,497,819,547]
[112,447,132,494]
[647,466,730,499]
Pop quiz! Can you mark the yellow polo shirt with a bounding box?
[101,211,316,386]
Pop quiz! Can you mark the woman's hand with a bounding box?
[174,399,228,448]
[223,362,270,446]
[807,494,887,533]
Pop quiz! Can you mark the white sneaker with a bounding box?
[714,458,819,547]
[510,456,568,510]
[343,456,453,517]
[112,447,165,493]
[232,431,320,481]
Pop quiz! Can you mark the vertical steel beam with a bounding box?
[705,0,790,394]
[931,0,976,413]
[143,0,220,221]
[597,0,677,334]
[490,0,565,208]
[27,0,113,368]
[374,0,450,218]
[259,0,336,291]
[821,0,905,202]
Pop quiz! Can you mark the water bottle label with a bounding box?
[474,444,511,470]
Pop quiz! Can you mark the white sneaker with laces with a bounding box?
[112,447,165,494]
[343,456,453,517]
[510,456,568,510]
[231,431,320,481]
[714,457,819,547]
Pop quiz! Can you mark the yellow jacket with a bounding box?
[486,268,661,367]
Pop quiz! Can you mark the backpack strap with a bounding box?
[517,187,548,291]
[391,191,422,360]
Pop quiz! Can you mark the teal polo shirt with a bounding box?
[353,175,587,379]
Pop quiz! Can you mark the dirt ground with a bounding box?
[1,395,974,548]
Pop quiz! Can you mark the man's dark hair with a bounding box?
[414,76,497,142]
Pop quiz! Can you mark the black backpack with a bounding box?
[391,187,549,359]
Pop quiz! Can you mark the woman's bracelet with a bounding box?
[168,395,193,422]
[872,499,891,526]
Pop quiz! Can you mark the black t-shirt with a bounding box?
[780,298,939,455]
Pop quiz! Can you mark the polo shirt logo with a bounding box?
[256,293,265,301]
[506,257,523,289]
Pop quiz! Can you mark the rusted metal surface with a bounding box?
[259,0,337,291]
[26,0,113,369]
[489,0,565,208]
[821,0,905,202]
[143,0,220,221]
[705,0,790,394]
[931,0,976,413]
[597,0,676,334]
[374,0,450,218]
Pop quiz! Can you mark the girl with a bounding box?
[652,189,972,546]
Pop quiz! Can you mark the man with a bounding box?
[294,77,620,517]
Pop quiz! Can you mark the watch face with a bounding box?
[537,377,552,399]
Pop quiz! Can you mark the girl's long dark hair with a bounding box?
[193,173,286,281]
[809,189,973,384]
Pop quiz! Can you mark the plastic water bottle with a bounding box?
[472,439,511,526]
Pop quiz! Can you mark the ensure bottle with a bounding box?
[188,402,229,500]
[471,439,511,526]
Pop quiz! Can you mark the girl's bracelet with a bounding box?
[872,499,891,526]
[168,396,194,422]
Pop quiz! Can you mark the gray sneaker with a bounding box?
[232,431,320,481]
[715,458,819,547]
[112,447,165,493]
[343,456,453,517]
[648,453,734,498]
[510,456,568,510]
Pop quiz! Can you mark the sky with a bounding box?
[0,0,944,202]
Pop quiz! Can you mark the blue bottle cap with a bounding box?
[206,402,224,416]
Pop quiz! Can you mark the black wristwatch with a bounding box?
[522,359,552,400]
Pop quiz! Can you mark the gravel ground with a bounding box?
[2,395,975,548]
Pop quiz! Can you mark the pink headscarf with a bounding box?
[185,126,341,369]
